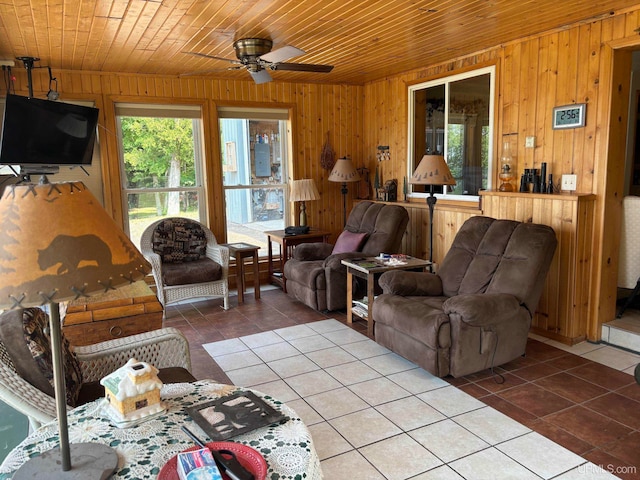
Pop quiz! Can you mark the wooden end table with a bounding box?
[222,242,261,304]
[265,229,330,292]
[341,256,432,337]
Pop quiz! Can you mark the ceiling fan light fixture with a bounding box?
[233,38,273,59]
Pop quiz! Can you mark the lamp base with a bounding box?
[13,443,118,479]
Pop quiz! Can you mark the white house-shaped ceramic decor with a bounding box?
[100,358,164,427]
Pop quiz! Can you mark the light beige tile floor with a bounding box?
[203,318,633,479]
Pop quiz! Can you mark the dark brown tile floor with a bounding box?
[164,288,640,479]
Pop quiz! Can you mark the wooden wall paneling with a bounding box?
[534,34,554,179]
[481,191,595,344]
[557,29,581,183]
[557,199,576,338]
[535,198,557,333]
[518,38,539,176]
[591,46,631,339]
[623,8,640,37]
[574,196,596,338]
[587,21,615,342]
[501,43,519,136]
[572,24,593,193]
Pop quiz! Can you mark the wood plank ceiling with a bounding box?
[0,0,638,85]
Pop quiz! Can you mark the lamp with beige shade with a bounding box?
[410,155,456,266]
[289,178,320,229]
[328,156,360,227]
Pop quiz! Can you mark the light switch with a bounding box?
[525,136,536,148]
[561,174,577,191]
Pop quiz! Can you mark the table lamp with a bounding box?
[328,157,360,226]
[410,155,456,265]
[289,179,320,227]
[0,179,152,479]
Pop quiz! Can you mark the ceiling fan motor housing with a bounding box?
[233,38,273,62]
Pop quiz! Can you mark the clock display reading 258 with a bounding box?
[552,103,586,129]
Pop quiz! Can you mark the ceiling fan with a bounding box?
[185,38,334,84]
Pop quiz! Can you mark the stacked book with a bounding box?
[351,298,371,319]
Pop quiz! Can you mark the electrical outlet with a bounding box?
[561,174,577,191]
[525,136,536,148]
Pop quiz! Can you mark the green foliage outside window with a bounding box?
[120,117,196,189]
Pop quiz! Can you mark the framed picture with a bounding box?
[186,391,288,441]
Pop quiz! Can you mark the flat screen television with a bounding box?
[0,94,99,167]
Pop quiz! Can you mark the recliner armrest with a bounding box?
[378,270,443,296]
[292,243,334,261]
[323,251,369,269]
[443,293,524,327]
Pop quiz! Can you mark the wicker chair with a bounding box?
[141,218,230,312]
[0,324,192,430]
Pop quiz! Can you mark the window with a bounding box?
[116,103,205,248]
[218,107,290,252]
[408,66,495,198]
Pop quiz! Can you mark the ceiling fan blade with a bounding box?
[249,69,272,84]
[183,51,242,64]
[179,69,230,77]
[271,63,334,73]
[260,45,305,64]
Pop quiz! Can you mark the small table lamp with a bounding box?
[410,155,456,265]
[289,179,320,227]
[0,179,151,479]
[328,157,360,226]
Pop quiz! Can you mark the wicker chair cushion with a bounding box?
[151,218,208,263]
[0,308,83,407]
[162,258,223,286]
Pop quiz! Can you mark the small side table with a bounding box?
[341,256,432,337]
[265,230,331,292]
[222,243,261,304]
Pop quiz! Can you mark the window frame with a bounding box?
[407,65,496,202]
[115,103,207,240]
[218,106,291,253]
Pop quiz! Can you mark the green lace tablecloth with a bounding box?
[0,380,322,480]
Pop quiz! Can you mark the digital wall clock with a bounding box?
[552,103,586,129]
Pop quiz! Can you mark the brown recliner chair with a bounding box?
[372,216,557,378]
[284,201,409,311]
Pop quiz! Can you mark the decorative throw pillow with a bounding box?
[332,230,368,255]
[152,218,208,263]
[0,308,83,407]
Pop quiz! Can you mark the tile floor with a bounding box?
[164,288,640,480]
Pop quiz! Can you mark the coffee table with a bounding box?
[342,256,432,336]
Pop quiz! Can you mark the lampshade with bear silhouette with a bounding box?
[0,179,151,479]
[0,180,151,308]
